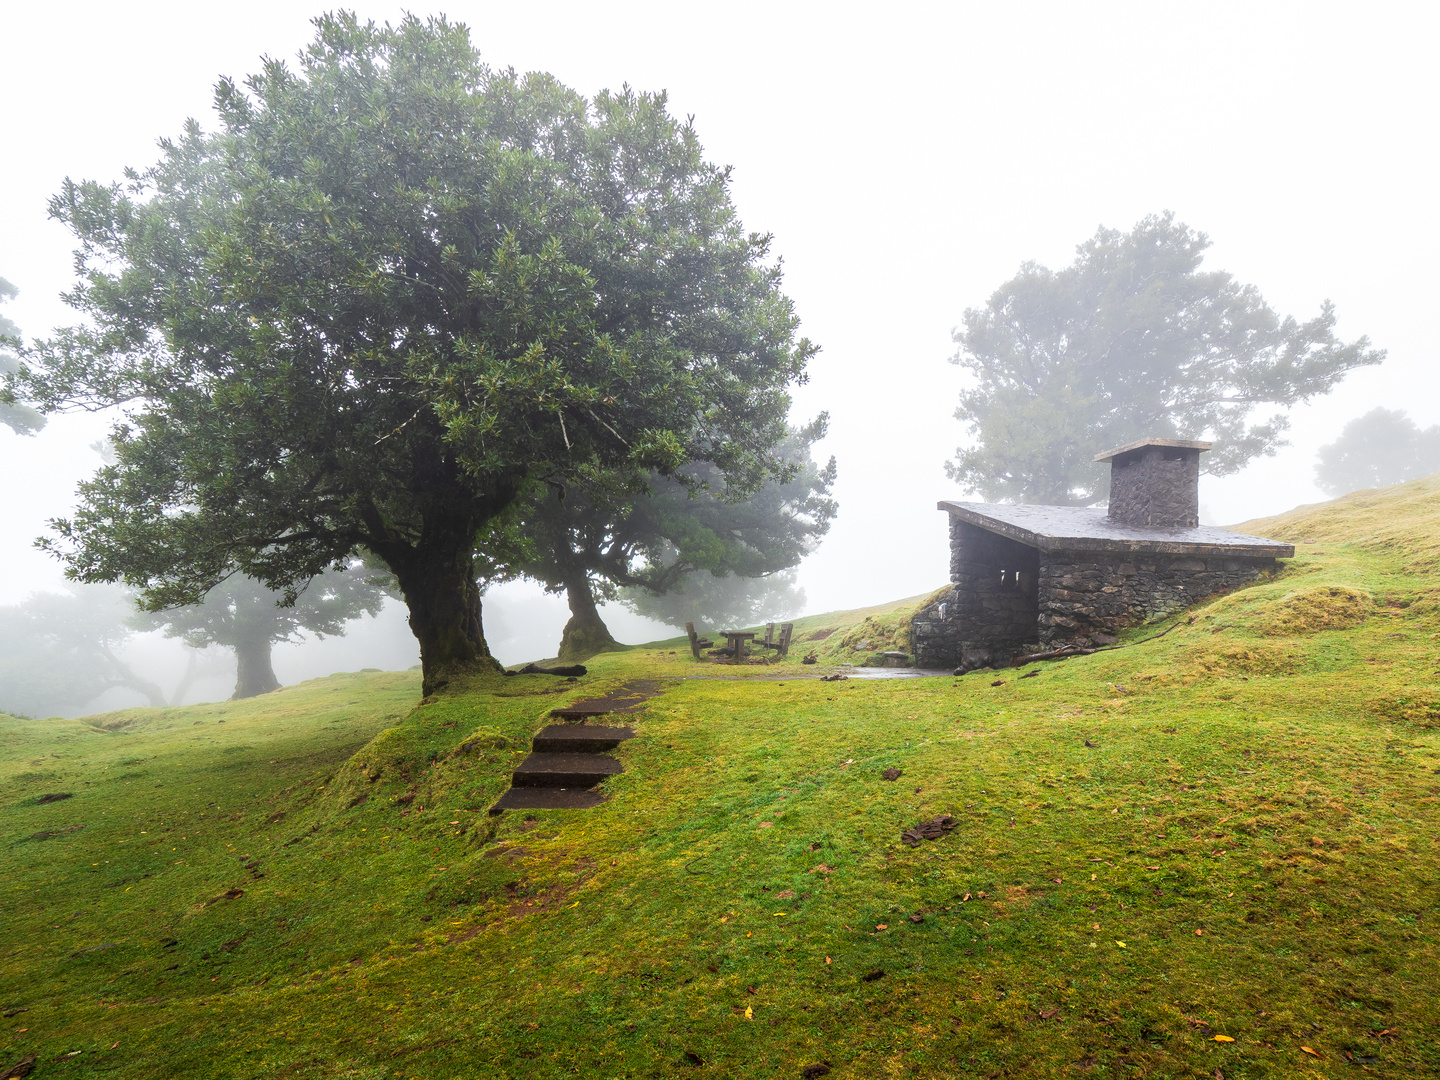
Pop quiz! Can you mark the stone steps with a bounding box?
[490,787,607,811]
[531,723,634,753]
[512,750,623,788]
[488,682,660,814]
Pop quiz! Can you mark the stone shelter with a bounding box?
[911,438,1294,670]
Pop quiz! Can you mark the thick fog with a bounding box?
[2,2,1437,713]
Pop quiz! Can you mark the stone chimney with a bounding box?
[1094,438,1211,529]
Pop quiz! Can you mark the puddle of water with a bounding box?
[677,666,951,682]
[844,667,952,680]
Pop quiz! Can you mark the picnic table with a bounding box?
[719,630,757,663]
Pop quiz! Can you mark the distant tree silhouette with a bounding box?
[0,585,163,717]
[949,213,1382,504]
[1315,407,1440,496]
[147,569,385,699]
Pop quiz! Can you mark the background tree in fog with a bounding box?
[146,568,386,700]
[948,213,1384,505]
[8,15,814,698]
[504,427,835,660]
[621,568,804,632]
[0,278,46,435]
[0,584,166,717]
[1314,407,1440,497]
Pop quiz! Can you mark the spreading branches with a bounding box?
[948,213,1383,505]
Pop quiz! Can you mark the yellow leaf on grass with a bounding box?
[744,1005,753,1021]
[1115,941,1127,948]
[1300,1046,1322,1058]
[1213,1035,1235,1043]
[772,912,787,917]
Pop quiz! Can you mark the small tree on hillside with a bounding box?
[8,14,815,697]
[948,213,1383,504]
[147,568,386,699]
[0,278,45,436]
[505,427,836,660]
[1314,407,1440,496]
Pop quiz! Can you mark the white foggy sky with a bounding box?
[2,1,1437,672]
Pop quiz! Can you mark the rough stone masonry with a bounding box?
[911,438,1294,670]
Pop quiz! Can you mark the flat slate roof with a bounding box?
[936,501,1295,558]
[1094,437,1212,461]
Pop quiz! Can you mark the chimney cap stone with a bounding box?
[1093,437,1212,463]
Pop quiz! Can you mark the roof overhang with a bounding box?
[1094,438,1212,462]
[937,500,1294,559]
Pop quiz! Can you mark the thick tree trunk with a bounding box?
[391,532,501,696]
[558,573,621,662]
[232,636,281,700]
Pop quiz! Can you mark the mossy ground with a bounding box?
[3,482,1440,1078]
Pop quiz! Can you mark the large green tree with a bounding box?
[1314,407,1440,497]
[7,14,813,695]
[146,568,386,700]
[0,278,46,435]
[505,426,835,660]
[948,213,1383,505]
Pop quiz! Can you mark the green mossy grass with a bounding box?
[3,487,1440,1077]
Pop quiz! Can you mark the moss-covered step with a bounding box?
[510,751,623,788]
[489,786,607,811]
[531,723,635,753]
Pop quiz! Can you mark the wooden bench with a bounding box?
[756,622,794,658]
[685,622,715,659]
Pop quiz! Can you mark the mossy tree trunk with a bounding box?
[558,572,620,662]
[383,506,502,696]
[232,635,281,700]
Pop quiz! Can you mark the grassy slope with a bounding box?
[2,483,1439,1078]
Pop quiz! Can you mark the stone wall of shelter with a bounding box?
[1036,552,1276,645]
[911,517,1039,668]
[1107,445,1201,528]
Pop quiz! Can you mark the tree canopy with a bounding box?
[8,14,815,694]
[146,568,386,699]
[1314,407,1440,497]
[501,425,835,659]
[948,213,1383,505]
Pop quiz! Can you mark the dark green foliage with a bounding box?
[8,13,813,695]
[1315,407,1440,496]
[948,213,1382,504]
